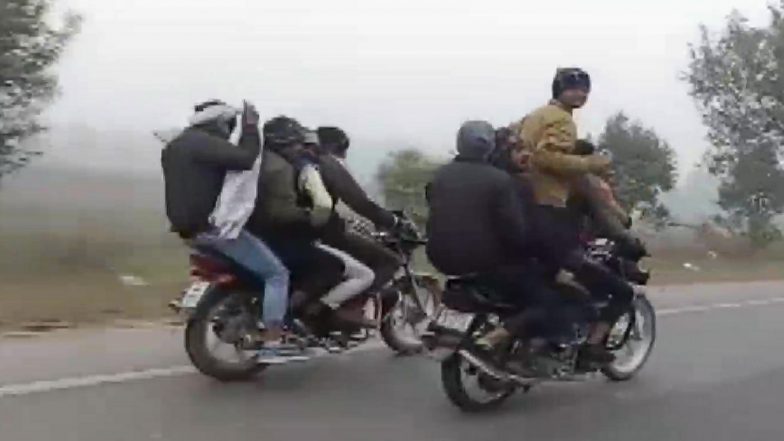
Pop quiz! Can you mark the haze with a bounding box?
[43,0,771,178]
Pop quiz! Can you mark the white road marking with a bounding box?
[3,297,784,399]
[0,340,385,398]
[657,296,784,316]
[0,366,196,398]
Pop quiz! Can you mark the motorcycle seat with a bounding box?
[443,276,517,313]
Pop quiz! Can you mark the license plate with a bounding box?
[435,309,474,333]
[181,282,210,308]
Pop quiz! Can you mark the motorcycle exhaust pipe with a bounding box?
[456,349,540,388]
[457,349,509,382]
[421,323,465,361]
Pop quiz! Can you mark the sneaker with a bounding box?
[256,348,292,365]
[257,343,310,364]
[333,305,376,329]
[471,337,504,369]
[320,338,345,354]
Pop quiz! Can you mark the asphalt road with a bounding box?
[1,281,784,441]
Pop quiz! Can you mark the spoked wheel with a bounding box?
[602,295,657,381]
[380,275,441,355]
[185,288,267,382]
[440,353,516,412]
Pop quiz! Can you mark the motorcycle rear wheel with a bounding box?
[185,287,267,382]
[440,353,516,412]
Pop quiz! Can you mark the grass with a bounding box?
[3,223,783,332]
[1,165,782,332]
[645,255,784,285]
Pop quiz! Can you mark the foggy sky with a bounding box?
[46,0,773,178]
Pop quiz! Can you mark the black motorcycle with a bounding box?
[422,238,656,412]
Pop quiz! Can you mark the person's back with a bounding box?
[163,121,259,238]
[426,121,531,276]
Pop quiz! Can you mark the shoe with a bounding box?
[471,336,504,369]
[333,305,376,329]
[578,344,616,366]
[257,343,310,364]
[319,337,345,354]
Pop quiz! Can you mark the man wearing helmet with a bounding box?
[514,68,636,364]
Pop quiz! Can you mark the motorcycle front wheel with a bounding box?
[184,286,267,382]
[602,294,657,381]
[380,275,441,355]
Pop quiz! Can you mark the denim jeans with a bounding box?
[193,229,290,328]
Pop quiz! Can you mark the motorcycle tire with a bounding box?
[440,353,515,412]
[185,287,267,382]
[380,278,441,356]
[601,295,657,382]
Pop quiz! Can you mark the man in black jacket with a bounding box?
[314,127,411,325]
[244,116,344,301]
[162,102,305,362]
[162,100,260,238]
[426,120,566,351]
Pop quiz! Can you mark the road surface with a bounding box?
[1,281,784,441]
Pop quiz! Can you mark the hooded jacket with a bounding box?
[425,121,533,275]
[161,123,260,238]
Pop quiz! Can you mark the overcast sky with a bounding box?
[46,0,773,178]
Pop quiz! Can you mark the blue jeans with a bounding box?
[193,229,290,328]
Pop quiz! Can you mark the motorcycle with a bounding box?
[422,238,656,412]
[170,214,439,381]
[351,217,441,355]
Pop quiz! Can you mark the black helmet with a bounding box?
[263,116,305,148]
[552,67,591,99]
[494,127,513,150]
[317,126,350,157]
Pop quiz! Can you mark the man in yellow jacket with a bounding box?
[514,68,636,365]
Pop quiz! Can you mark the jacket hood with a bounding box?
[456,121,496,161]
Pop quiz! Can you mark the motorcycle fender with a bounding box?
[176,282,211,316]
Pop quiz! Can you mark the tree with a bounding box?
[597,112,677,226]
[685,5,784,247]
[0,0,81,178]
[376,149,443,226]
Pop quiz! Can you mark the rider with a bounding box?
[297,129,377,325]
[161,100,300,363]
[568,139,646,259]
[245,116,345,303]
[514,68,636,364]
[314,126,415,324]
[426,120,570,358]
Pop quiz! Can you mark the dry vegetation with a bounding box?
[0,165,781,332]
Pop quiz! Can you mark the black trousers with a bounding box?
[264,238,344,299]
[533,205,634,323]
[474,264,572,339]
